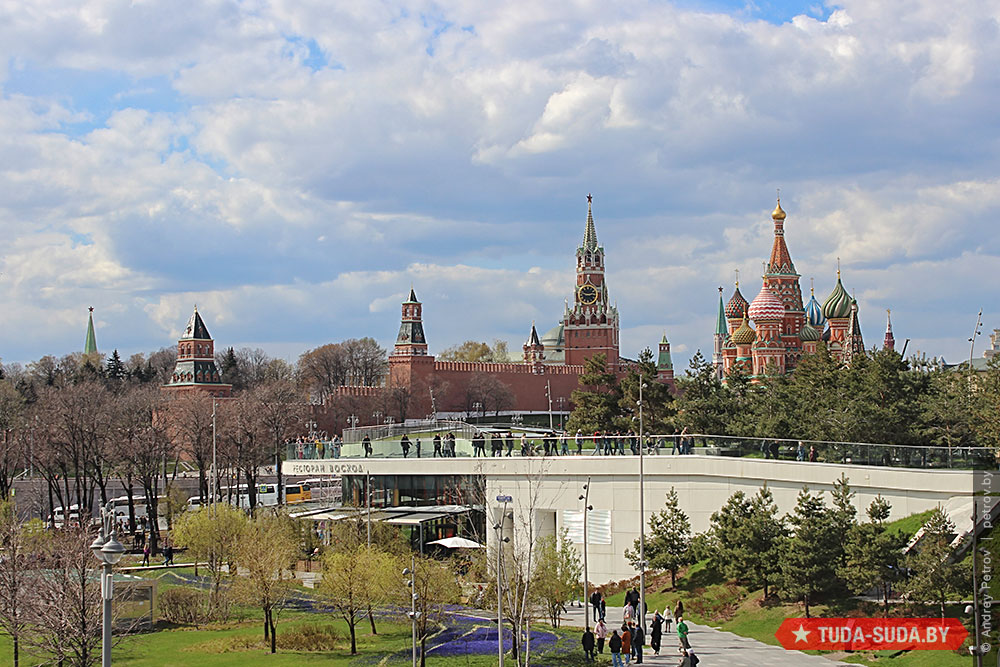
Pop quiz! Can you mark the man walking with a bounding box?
[362,435,372,458]
[632,621,644,664]
[677,615,690,651]
[582,627,596,662]
[433,434,442,457]
[609,630,623,667]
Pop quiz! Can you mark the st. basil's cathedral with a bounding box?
[713,198,883,381]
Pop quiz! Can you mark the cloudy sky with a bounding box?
[1,0,998,370]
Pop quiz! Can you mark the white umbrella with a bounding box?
[427,536,485,549]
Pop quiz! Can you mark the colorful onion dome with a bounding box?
[799,322,821,341]
[772,200,786,221]
[805,289,826,328]
[822,275,852,319]
[731,314,757,345]
[725,286,749,319]
[748,284,785,321]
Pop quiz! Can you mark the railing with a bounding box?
[286,429,996,470]
[342,419,475,444]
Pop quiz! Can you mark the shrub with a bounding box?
[160,586,207,625]
[277,623,342,651]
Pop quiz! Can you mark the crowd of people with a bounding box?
[582,591,699,665]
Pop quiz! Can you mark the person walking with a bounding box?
[162,543,174,566]
[582,627,596,662]
[809,444,819,462]
[673,599,684,621]
[609,630,623,667]
[678,648,699,666]
[560,432,569,456]
[591,431,602,455]
[600,595,607,621]
[620,624,632,665]
[400,434,411,458]
[632,622,644,664]
[575,429,583,454]
[677,615,690,651]
[506,432,514,456]
[433,434,442,457]
[663,606,673,634]
[142,541,150,566]
[595,618,608,654]
[591,590,602,623]
[362,435,372,458]
[650,610,663,655]
[415,436,421,458]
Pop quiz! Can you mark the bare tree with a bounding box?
[297,343,348,401]
[343,338,388,387]
[24,529,104,666]
[165,392,216,502]
[0,502,49,667]
[253,380,305,505]
[0,380,26,498]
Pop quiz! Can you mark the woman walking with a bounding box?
[595,618,608,654]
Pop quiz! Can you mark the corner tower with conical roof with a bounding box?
[523,322,545,372]
[388,288,435,410]
[163,307,231,397]
[762,196,806,368]
[562,194,620,369]
[657,333,675,385]
[883,309,895,352]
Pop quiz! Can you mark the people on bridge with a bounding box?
[415,436,421,458]
[362,435,372,458]
[400,434,411,458]
[433,434,442,457]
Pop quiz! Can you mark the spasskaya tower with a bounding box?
[562,194,620,369]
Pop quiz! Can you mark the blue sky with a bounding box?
[1,0,998,370]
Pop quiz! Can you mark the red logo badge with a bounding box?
[775,618,968,651]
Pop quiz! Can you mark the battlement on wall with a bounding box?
[332,385,384,397]
[433,361,586,375]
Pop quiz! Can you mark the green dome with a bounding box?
[822,277,852,319]
[799,322,821,341]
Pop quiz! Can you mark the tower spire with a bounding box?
[84,307,98,355]
[582,193,598,250]
[884,308,895,351]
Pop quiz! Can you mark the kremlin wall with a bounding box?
[161,196,893,431]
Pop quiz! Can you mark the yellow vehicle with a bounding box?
[284,483,312,504]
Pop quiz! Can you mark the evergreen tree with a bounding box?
[708,486,785,597]
[840,496,907,615]
[828,474,857,573]
[781,487,840,617]
[566,353,622,433]
[220,346,242,390]
[904,508,970,619]
[675,351,729,435]
[617,350,675,435]
[625,487,691,588]
[104,350,126,384]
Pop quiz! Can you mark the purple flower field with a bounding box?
[428,626,558,657]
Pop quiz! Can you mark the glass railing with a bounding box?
[286,431,995,470]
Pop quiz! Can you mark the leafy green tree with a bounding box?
[321,545,398,654]
[920,368,975,453]
[904,508,970,618]
[839,497,907,615]
[781,487,841,617]
[173,504,248,612]
[566,354,622,433]
[232,515,299,653]
[533,529,583,628]
[438,339,511,362]
[708,486,785,597]
[406,556,461,667]
[972,355,1000,449]
[625,487,691,588]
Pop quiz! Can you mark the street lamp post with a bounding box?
[495,494,512,667]
[403,556,419,667]
[90,501,126,667]
[366,474,372,549]
[545,381,553,431]
[638,381,648,634]
[473,402,482,425]
[555,397,566,429]
[579,478,593,632]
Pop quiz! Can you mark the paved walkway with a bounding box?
[554,604,853,666]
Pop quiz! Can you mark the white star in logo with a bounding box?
[792,625,811,643]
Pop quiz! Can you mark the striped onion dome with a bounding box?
[725,286,749,319]
[748,285,785,322]
[799,322,821,341]
[731,312,757,345]
[822,276,852,319]
[805,290,826,328]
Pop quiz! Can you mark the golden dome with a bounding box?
[771,199,786,221]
